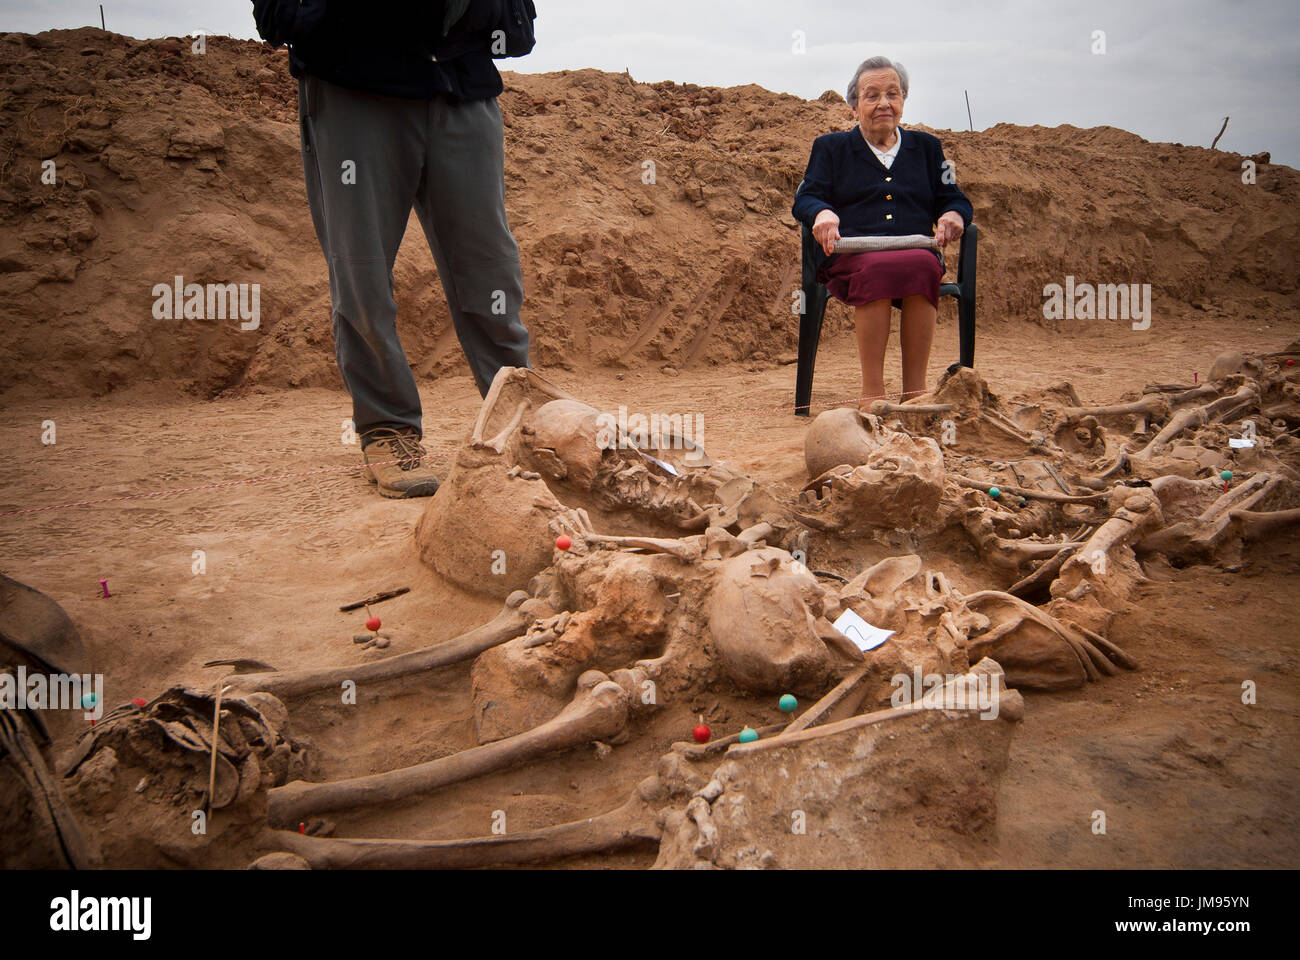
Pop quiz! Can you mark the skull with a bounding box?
[520,399,608,490]
[798,413,945,536]
[706,547,834,696]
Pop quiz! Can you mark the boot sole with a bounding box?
[376,482,439,499]
[363,458,438,498]
[365,466,439,498]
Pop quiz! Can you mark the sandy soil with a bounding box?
[2,311,1297,867]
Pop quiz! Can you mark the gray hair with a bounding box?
[846,57,909,107]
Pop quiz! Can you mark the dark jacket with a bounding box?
[792,126,973,277]
[251,0,506,100]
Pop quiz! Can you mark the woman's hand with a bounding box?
[812,209,841,256]
[935,211,964,248]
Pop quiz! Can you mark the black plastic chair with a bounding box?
[793,182,978,416]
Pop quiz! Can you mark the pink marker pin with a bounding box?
[98,579,110,598]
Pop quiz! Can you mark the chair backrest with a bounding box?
[794,180,818,287]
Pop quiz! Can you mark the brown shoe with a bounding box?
[361,428,441,499]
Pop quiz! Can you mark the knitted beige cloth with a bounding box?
[833,234,938,253]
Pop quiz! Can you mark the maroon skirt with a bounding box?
[820,249,943,309]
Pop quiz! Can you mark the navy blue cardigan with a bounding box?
[792,126,973,278]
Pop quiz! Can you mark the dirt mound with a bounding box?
[1,28,1297,402]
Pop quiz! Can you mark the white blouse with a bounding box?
[864,127,903,169]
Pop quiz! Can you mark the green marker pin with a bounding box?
[989,486,1001,498]
[779,694,798,713]
[738,726,758,743]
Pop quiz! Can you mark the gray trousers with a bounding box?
[298,73,530,440]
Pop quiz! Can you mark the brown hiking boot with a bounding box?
[361,428,441,499]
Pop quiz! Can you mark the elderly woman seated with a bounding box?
[793,56,973,409]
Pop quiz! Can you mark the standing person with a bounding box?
[793,56,972,409]
[252,1,536,497]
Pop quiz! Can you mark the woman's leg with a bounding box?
[899,295,938,401]
[853,299,892,408]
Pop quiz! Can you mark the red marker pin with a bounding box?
[299,822,305,834]
[132,697,147,709]
[693,714,711,743]
[555,534,572,551]
[98,578,110,598]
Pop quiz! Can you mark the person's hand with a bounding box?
[812,209,841,256]
[935,211,964,249]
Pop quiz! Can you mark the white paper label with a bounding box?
[833,609,893,651]
[638,451,679,476]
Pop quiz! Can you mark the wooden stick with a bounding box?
[339,587,409,613]
[1210,116,1229,150]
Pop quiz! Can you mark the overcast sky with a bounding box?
[4,0,1297,167]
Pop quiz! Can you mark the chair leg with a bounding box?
[795,286,827,416]
[959,295,975,368]
[957,223,977,368]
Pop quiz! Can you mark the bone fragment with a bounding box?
[470,367,579,448]
[865,400,954,417]
[476,401,528,454]
[223,593,549,699]
[1130,385,1257,461]
[1228,507,1300,542]
[1061,395,1170,421]
[267,673,629,827]
[952,475,1107,504]
[273,792,658,869]
[730,661,1021,758]
[979,412,1036,444]
[781,665,871,735]
[673,722,787,759]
